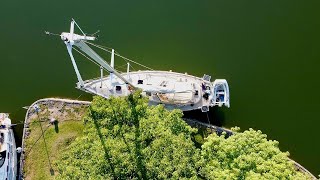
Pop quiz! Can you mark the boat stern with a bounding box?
[210,79,230,108]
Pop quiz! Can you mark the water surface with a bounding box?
[1,0,319,175]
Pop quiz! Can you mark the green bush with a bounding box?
[57,91,313,179]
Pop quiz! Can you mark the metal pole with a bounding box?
[110,49,115,87]
[66,45,84,87]
[127,63,130,79]
[100,66,103,88]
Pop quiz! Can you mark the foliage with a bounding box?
[56,91,313,179]
[57,91,199,179]
[197,129,312,179]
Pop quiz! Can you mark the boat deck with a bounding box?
[78,71,213,111]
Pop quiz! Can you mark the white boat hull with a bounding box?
[77,70,230,112]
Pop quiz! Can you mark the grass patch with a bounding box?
[24,120,84,180]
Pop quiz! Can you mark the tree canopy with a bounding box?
[197,129,310,179]
[56,92,199,179]
[56,91,312,179]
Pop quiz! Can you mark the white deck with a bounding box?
[58,20,230,113]
[76,71,229,111]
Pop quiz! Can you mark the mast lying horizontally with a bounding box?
[55,19,231,112]
[74,41,135,87]
[60,19,136,89]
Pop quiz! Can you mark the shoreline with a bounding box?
[19,98,91,180]
[184,118,317,179]
[19,98,317,179]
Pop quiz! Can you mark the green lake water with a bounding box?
[1,0,319,175]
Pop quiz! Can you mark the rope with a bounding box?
[85,41,154,71]
[76,94,83,100]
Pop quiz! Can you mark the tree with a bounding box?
[56,91,199,179]
[197,129,312,179]
[56,91,313,179]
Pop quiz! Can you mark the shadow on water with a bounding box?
[183,107,226,127]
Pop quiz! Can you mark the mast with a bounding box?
[110,49,114,87]
[127,63,130,79]
[66,44,84,87]
[60,19,136,89]
[74,41,136,87]
[100,66,103,88]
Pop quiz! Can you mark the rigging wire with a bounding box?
[115,64,127,72]
[85,41,154,71]
[85,43,129,72]
[72,47,102,68]
[85,42,114,51]
[74,47,129,77]
[72,18,86,36]
[116,63,129,70]
[72,46,128,80]
[76,94,83,100]
[129,63,137,72]
[73,40,154,75]
[44,31,60,36]
[73,46,128,74]
[74,46,128,76]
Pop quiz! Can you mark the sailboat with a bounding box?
[56,19,230,112]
